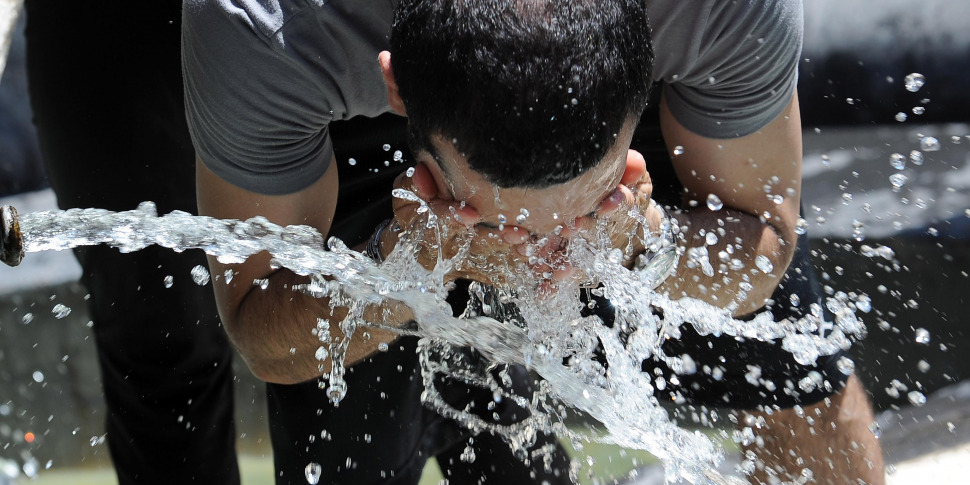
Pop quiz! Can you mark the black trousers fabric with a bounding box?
[24,1,240,483]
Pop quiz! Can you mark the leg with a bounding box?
[743,374,885,484]
[24,1,239,483]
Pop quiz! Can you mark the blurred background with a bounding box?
[1,0,968,483]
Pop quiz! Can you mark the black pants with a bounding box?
[25,1,239,483]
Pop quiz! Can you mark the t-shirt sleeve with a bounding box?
[182,0,334,195]
[653,0,803,139]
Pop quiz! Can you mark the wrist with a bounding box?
[365,219,399,263]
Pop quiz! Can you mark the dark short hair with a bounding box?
[390,0,653,189]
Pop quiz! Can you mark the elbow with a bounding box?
[773,218,799,278]
[223,321,314,386]
[736,222,797,316]
[245,359,311,386]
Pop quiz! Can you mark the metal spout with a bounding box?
[1,205,24,267]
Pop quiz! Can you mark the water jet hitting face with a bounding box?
[1,200,868,483]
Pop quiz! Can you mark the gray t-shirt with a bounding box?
[183,0,803,196]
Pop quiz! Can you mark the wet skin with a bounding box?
[387,124,660,291]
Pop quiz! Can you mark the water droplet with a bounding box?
[894,112,908,122]
[919,136,941,152]
[855,294,871,313]
[904,73,925,92]
[755,255,774,274]
[347,158,357,166]
[705,232,718,246]
[52,304,72,319]
[907,391,927,406]
[852,219,865,242]
[820,154,830,166]
[841,193,853,204]
[305,462,322,484]
[191,265,210,286]
[22,313,33,324]
[223,269,235,283]
[889,153,906,170]
[327,380,348,404]
[914,328,931,344]
[460,444,477,463]
[889,173,908,189]
[163,275,174,288]
[706,194,723,211]
[254,278,270,290]
[836,356,855,375]
[382,143,391,151]
[570,98,578,106]
[32,371,45,383]
[377,342,389,352]
[393,150,403,162]
[912,106,925,115]
[672,146,684,156]
[793,218,808,235]
[497,214,507,224]
[515,214,527,224]
[917,360,931,373]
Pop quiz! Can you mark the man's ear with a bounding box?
[378,51,407,116]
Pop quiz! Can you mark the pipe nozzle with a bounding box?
[1,205,24,267]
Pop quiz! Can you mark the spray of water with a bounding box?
[11,199,867,484]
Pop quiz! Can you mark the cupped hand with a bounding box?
[522,150,660,287]
[388,163,531,288]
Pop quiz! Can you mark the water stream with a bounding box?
[12,197,867,484]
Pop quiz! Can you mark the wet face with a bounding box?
[415,119,637,237]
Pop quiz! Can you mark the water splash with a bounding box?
[12,200,867,484]
[903,73,925,92]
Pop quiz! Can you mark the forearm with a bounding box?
[657,205,795,317]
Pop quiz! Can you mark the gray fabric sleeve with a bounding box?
[652,0,803,139]
[182,0,334,196]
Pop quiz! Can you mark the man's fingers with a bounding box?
[594,184,635,218]
[425,198,480,227]
[621,149,647,186]
[410,162,438,199]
